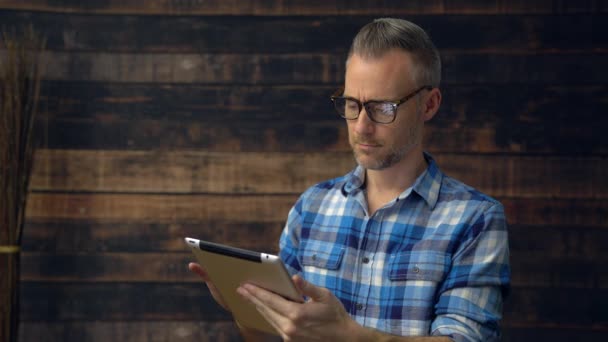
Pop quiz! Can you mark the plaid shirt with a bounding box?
[279,153,510,342]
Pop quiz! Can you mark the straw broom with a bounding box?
[0,26,45,342]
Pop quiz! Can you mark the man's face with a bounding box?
[344,50,426,170]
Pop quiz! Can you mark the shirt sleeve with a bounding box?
[431,202,511,342]
[278,196,304,276]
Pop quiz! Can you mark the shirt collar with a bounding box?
[341,152,442,209]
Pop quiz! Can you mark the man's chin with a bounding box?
[354,153,386,170]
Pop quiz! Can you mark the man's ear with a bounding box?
[422,88,442,122]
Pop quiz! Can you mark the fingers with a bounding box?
[188,262,230,311]
[293,275,326,302]
[188,262,210,282]
[239,284,297,317]
[237,284,293,337]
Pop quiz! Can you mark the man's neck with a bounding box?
[364,149,428,214]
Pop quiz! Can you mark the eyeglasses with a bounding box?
[330,85,433,124]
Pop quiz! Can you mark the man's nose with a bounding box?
[353,107,375,134]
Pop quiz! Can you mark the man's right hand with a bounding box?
[188,262,230,311]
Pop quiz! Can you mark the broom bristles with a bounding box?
[0,25,45,247]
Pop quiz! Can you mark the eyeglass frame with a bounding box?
[330,85,433,124]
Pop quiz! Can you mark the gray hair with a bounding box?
[348,18,441,87]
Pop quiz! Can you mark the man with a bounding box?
[190,18,510,341]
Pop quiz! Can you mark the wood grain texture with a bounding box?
[29,150,608,198]
[19,282,230,321]
[38,116,605,154]
[39,82,608,124]
[18,322,608,342]
[18,250,608,289]
[19,223,608,288]
[19,222,608,255]
[1,1,603,15]
[24,193,608,227]
[18,282,608,327]
[35,81,607,153]
[19,224,608,289]
[20,253,196,282]
[21,221,284,253]
[19,321,242,342]
[502,326,608,342]
[37,119,536,154]
[25,193,297,223]
[14,51,605,84]
[3,3,605,341]
[29,150,356,195]
[1,12,604,53]
[502,287,608,326]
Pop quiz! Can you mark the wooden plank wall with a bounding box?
[0,1,605,341]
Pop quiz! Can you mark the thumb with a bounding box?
[293,275,326,302]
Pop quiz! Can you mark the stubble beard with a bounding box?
[350,119,423,171]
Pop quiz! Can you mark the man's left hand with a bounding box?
[237,275,360,341]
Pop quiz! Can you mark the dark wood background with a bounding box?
[0,1,606,341]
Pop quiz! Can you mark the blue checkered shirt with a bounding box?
[279,153,510,341]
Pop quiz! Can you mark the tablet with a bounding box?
[185,237,303,335]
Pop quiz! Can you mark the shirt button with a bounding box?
[311,254,317,261]
[413,266,420,273]
[356,303,364,310]
[362,257,370,264]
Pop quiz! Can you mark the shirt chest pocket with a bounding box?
[388,250,450,282]
[300,242,346,270]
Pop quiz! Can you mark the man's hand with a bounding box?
[188,262,230,311]
[191,264,449,342]
[237,274,360,341]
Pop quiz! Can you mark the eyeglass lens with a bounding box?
[334,98,396,123]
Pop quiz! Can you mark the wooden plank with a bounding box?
[34,81,607,153]
[502,325,608,342]
[38,81,608,130]
[19,282,231,321]
[20,253,196,282]
[510,253,608,289]
[14,51,606,84]
[502,198,608,227]
[19,321,242,342]
[32,51,342,84]
[37,115,606,154]
[24,193,608,227]
[19,223,608,287]
[1,12,604,53]
[2,1,597,15]
[20,222,608,255]
[18,282,608,326]
[36,118,350,152]
[30,150,608,198]
[29,150,356,194]
[509,225,608,260]
[445,0,604,14]
[24,193,297,223]
[20,221,284,253]
[34,119,525,154]
[18,253,218,283]
[18,321,608,342]
[434,154,608,199]
[18,250,608,288]
[39,82,338,121]
[502,287,608,327]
